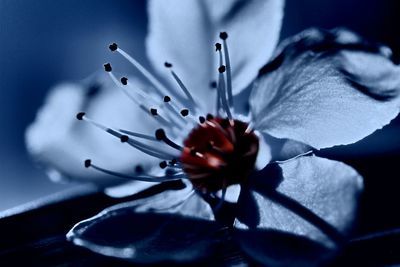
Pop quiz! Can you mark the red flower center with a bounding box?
[180,117,259,193]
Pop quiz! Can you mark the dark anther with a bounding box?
[109,42,118,52]
[164,62,173,68]
[219,32,228,40]
[206,114,214,120]
[199,116,206,123]
[180,109,189,117]
[210,81,217,89]
[103,63,112,72]
[170,158,177,165]
[159,161,168,169]
[155,129,166,140]
[120,135,129,143]
[150,108,158,116]
[155,129,182,150]
[163,96,171,102]
[76,112,85,120]
[121,77,128,85]
[215,43,222,51]
[218,65,226,73]
[84,159,91,168]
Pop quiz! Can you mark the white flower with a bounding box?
[26,0,400,265]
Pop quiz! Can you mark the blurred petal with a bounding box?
[26,74,158,188]
[67,186,220,263]
[250,28,400,149]
[146,0,284,110]
[234,156,363,265]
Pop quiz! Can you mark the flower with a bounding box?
[26,0,400,266]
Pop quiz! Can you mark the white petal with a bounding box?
[234,156,363,265]
[25,74,158,186]
[146,0,284,110]
[67,186,218,263]
[250,28,400,149]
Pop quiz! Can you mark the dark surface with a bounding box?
[1,183,400,266]
[0,183,188,267]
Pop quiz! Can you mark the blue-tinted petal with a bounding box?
[146,0,284,110]
[234,155,363,265]
[67,186,219,263]
[26,74,158,188]
[250,28,400,149]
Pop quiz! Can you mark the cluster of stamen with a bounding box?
[78,32,259,194]
[181,116,258,192]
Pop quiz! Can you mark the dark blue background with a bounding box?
[0,0,399,237]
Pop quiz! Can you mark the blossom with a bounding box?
[26,0,400,266]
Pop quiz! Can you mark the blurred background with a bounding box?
[0,0,399,237]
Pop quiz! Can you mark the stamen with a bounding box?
[118,129,158,141]
[207,141,227,155]
[165,62,197,109]
[77,113,176,160]
[216,84,222,116]
[199,116,206,124]
[215,43,233,119]
[187,147,205,159]
[106,70,146,109]
[109,42,118,52]
[84,159,186,182]
[111,44,170,97]
[120,77,128,85]
[108,71,180,130]
[76,112,85,120]
[77,112,108,131]
[164,62,173,68]
[180,109,189,117]
[217,64,233,119]
[245,122,254,134]
[149,107,179,128]
[150,108,158,116]
[119,134,178,160]
[103,63,112,72]
[118,75,163,109]
[203,120,230,138]
[159,161,168,169]
[220,32,233,107]
[107,71,176,128]
[162,96,187,126]
[155,129,183,151]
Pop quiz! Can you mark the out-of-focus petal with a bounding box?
[25,74,158,188]
[234,155,363,265]
[250,28,400,149]
[67,186,219,263]
[146,0,284,110]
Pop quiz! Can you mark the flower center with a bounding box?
[79,32,261,196]
[181,116,259,193]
